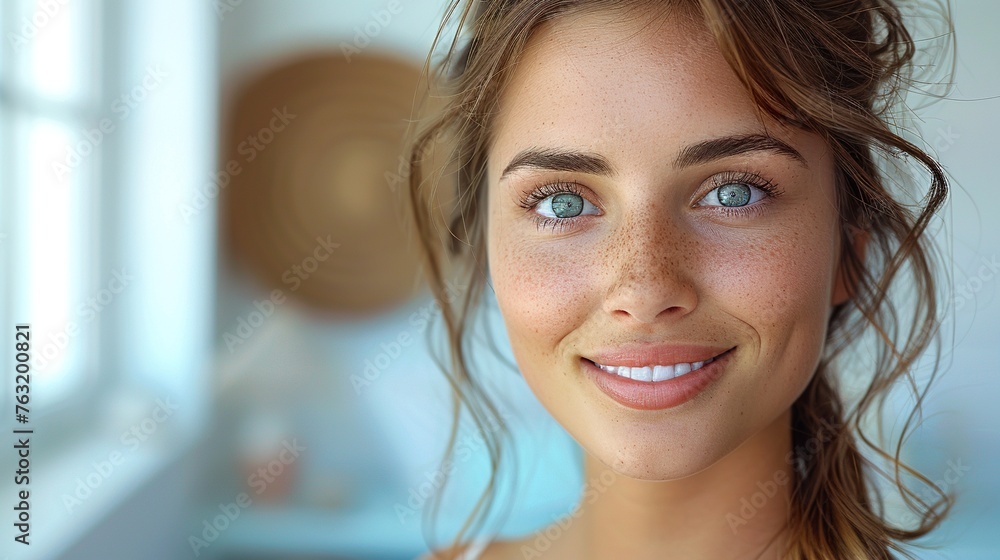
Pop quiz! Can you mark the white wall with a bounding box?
[219,0,451,105]
[903,3,1000,554]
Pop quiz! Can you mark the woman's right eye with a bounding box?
[536,192,600,219]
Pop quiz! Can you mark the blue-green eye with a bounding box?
[537,191,599,219]
[717,184,751,206]
[698,182,767,208]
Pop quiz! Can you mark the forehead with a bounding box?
[488,7,784,182]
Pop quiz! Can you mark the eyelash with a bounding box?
[514,170,784,233]
[705,170,784,218]
[515,181,592,233]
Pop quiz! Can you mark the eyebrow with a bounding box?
[674,134,806,168]
[498,133,807,181]
[500,147,615,181]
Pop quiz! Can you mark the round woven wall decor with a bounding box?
[222,52,451,315]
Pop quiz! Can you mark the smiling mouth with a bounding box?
[585,347,734,383]
[582,347,735,410]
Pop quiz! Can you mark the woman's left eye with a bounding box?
[697,182,768,208]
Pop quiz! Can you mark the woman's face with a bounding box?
[486,8,850,479]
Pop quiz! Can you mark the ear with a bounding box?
[831,225,869,306]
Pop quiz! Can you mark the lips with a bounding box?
[581,347,734,410]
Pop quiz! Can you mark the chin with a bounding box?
[574,413,745,481]
[607,448,725,481]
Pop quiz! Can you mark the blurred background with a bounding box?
[0,1,996,559]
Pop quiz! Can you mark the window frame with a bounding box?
[0,0,112,439]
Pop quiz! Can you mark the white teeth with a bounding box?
[595,357,714,382]
[652,364,674,381]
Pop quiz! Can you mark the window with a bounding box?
[1,0,102,409]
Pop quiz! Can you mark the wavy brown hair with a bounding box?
[405,0,955,558]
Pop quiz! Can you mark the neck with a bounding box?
[562,409,795,560]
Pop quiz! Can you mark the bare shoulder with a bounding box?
[481,539,528,560]
[415,538,524,560]
[475,539,519,560]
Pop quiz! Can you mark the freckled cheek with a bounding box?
[490,235,596,353]
[711,235,836,346]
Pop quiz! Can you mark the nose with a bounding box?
[601,212,699,324]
